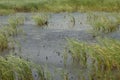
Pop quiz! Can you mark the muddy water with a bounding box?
[0,12,120,80]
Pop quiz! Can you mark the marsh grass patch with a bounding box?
[8,16,25,27]
[66,38,120,80]
[0,26,15,51]
[87,13,120,37]
[0,16,25,52]
[0,55,46,80]
[32,13,48,26]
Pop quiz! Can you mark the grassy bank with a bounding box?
[0,0,120,15]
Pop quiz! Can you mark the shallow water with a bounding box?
[0,12,120,80]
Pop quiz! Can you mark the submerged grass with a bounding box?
[32,14,48,26]
[87,13,120,36]
[0,55,45,80]
[67,38,120,79]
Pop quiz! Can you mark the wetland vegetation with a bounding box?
[87,13,120,36]
[67,38,120,80]
[0,16,25,51]
[0,0,120,80]
[32,13,48,26]
[0,0,120,15]
[0,55,46,80]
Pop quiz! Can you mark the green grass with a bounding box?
[0,16,25,52]
[8,16,25,35]
[32,14,48,26]
[113,13,120,24]
[87,13,120,36]
[0,0,120,14]
[0,9,15,15]
[8,16,25,27]
[0,55,45,80]
[66,38,120,80]
[0,26,13,51]
[0,33,8,51]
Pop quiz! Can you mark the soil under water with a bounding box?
[0,12,120,80]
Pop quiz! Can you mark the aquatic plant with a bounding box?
[113,13,120,25]
[55,68,69,80]
[66,38,120,79]
[8,16,25,27]
[87,13,120,36]
[0,16,25,51]
[0,33,8,51]
[32,14,48,26]
[0,26,17,37]
[8,16,25,36]
[0,55,46,80]
[0,26,15,51]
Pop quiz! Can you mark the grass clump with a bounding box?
[8,16,25,27]
[0,26,14,51]
[32,14,48,26]
[0,55,45,80]
[0,25,19,37]
[87,13,120,36]
[0,33,8,51]
[8,16,25,36]
[67,38,120,80]
[0,16,25,52]
[113,13,120,24]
